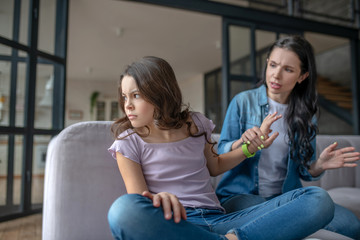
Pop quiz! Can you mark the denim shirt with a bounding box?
[215,85,320,204]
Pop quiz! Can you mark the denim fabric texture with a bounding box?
[222,194,360,239]
[108,187,334,240]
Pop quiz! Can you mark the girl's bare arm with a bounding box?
[116,152,186,223]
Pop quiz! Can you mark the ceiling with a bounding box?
[67,0,222,83]
[0,0,350,86]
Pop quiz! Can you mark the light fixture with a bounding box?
[115,27,124,37]
[39,75,54,107]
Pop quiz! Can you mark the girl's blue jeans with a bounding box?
[108,186,334,240]
[222,191,360,239]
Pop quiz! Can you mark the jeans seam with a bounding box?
[200,209,213,231]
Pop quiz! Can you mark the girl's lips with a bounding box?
[127,115,137,120]
[270,82,281,89]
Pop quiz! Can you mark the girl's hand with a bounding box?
[312,142,360,175]
[142,191,187,223]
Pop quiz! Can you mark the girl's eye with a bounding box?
[122,95,127,101]
[285,68,293,73]
[269,62,276,67]
[134,93,140,99]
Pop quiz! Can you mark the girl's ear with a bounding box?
[298,72,309,84]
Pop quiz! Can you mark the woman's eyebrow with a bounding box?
[269,59,295,69]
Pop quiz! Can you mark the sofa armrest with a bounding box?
[42,121,126,240]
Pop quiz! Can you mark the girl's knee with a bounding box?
[108,194,147,228]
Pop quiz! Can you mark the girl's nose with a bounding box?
[125,100,133,110]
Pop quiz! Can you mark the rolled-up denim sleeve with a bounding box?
[299,134,323,181]
[218,97,241,154]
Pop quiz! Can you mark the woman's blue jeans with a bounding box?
[108,186,334,240]
[222,191,360,239]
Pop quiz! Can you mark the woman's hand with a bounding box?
[310,142,360,177]
[232,112,282,153]
[260,112,282,137]
[142,191,187,223]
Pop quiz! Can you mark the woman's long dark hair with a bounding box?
[261,35,318,167]
[111,56,217,153]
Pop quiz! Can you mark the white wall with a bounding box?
[65,79,118,127]
[178,74,204,114]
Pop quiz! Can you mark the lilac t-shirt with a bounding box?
[108,112,223,210]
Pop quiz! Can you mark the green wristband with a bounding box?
[241,143,256,158]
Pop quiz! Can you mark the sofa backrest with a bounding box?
[307,135,360,189]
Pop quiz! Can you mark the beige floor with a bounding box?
[0,176,43,240]
[0,213,42,240]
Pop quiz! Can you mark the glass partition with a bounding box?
[0,134,23,217]
[255,30,276,80]
[31,135,52,209]
[38,0,56,54]
[0,1,13,40]
[35,60,55,129]
[229,25,251,76]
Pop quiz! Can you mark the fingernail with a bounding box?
[261,136,264,140]
[257,146,261,150]
[333,142,337,144]
[247,141,250,145]
[261,144,264,148]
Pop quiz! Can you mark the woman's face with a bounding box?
[266,47,308,104]
[121,75,155,128]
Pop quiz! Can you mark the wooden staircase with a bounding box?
[317,76,353,124]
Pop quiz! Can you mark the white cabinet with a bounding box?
[94,98,123,121]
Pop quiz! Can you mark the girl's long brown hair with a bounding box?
[111,56,217,154]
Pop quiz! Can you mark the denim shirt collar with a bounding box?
[258,84,268,107]
[258,84,269,117]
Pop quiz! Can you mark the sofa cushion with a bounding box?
[327,187,360,218]
[305,229,352,240]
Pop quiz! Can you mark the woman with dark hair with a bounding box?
[107,56,335,240]
[216,35,360,239]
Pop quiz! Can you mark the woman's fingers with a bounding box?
[241,127,267,153]
[264,131,279,148]
[319,144,360,170]
[260,112,282,135]
[340,149,360,165]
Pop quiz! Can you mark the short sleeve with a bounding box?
[108,130,141,164]
[191,112,215,140]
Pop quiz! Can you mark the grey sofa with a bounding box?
[42,121,359,240]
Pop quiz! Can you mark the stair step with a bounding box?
[317,76,352,111]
